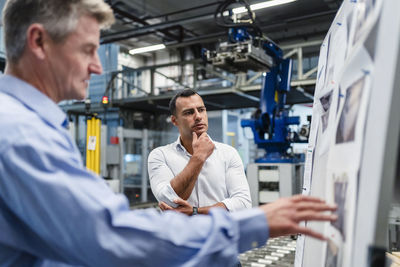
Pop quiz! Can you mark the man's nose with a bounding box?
[194,110,202,120]
[89,53,103,75]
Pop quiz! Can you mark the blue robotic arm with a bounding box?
[204,3,307,163]
[241,45,303,163]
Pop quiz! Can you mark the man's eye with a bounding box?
[83,47,95,55]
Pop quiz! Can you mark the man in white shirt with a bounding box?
[148,89,252,215]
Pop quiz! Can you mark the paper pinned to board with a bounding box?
[87,136,96,151]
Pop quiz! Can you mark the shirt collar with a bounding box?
[0,74,68,129]
[175,136,185,152]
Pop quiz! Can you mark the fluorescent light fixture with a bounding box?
[129,44,166,55]
[232,0,297,14]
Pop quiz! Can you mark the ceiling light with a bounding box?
[129,44,166,55]
[232,0,297,14]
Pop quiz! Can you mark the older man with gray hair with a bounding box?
[0,0,337,266]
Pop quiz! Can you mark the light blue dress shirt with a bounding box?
[0,74,269,267]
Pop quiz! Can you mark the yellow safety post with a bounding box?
[86,117,92,171]
[90,117,95,172]
[86,116,101,174]
[94,118,101,174]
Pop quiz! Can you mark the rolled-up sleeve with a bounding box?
[221,147,252,212]
[147,148,179,204]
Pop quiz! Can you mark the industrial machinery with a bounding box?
[239,236,297,266]
[204,0,307,206]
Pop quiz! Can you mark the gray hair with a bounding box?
[2,0,115,64]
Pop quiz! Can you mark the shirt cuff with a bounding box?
[230,208,269,253]
[156,184,180,208]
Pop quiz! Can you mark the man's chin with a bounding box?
[71,89,87,101]
[194,129,207,136]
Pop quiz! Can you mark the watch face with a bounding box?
[192,207,198,215]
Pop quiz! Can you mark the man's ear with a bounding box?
[171,115,178,126]
[26,23,48,60]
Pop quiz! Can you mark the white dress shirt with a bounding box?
[148,137,252,211]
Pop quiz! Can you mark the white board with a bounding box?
[296,0,400,266]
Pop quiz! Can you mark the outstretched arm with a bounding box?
[159,194,337,238]
[0,132,267,267]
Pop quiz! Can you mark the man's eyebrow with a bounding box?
[182,106,205,112]
[181,108,194,113]
[82,43,98,50]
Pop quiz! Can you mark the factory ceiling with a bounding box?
[91,0,344,113]
[102,0,342,55]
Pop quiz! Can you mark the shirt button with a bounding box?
[251,241,258,248]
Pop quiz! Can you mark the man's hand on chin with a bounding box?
[192,132,214,161]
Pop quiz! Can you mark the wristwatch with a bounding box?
[192,206,198,215]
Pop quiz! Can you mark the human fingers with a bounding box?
[197,132,208,140]
[159,202,172,211]
[291,195,325,203]
[293,225,327,241]
[192,132,198,142]
[173,199,193,215]
[295,202,337,212]
[293,210,338,223]
[174,198,191,208]
[199,133,214,147]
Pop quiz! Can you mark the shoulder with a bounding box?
[0,94,40,145]
[0,93,70,153]
[0,92,37,125]
[214,141,238,153]
[213,141,242,162]
[148,142,176,160]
